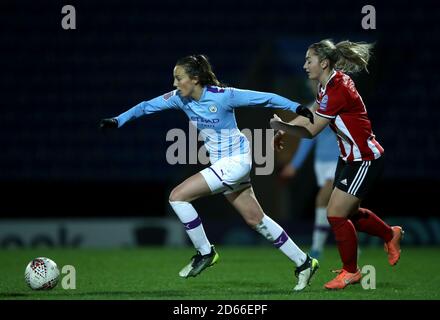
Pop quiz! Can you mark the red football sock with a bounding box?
[350,208,393,242]
[328,216,358,273]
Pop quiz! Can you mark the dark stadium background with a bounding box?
[1,0,438,248]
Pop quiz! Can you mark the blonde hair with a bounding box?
[309,39,374,73]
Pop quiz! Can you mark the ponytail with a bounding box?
[335,41,373,73]
[176,54,226,87]
[309,39,374,74]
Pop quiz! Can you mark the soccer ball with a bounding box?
[24,257,60,290]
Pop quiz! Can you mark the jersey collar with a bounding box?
[190,86,206,102]
[319,69,337,95]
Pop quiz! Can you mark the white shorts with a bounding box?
[314,161,338,187]
[200,152,252,195]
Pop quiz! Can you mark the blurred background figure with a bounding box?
[280,126,339,258]
[279,80,339,258]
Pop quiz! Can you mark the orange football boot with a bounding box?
[384,226,404,266]
[324,268,362,290]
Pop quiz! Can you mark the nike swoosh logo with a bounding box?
[344,276,357,284]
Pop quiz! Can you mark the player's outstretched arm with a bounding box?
[228,88,314,123]
[99,90,182,131]
[271,103,329,139]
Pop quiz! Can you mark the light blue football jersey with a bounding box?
[115,86,301,163]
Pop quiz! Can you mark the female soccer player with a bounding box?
[99,54,319,291]
[270,40,403,290]
[280,125,339,259]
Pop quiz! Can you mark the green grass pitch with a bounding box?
[0,246,439,300]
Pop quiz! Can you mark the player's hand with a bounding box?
[295,105,314,124]
[273,131,285,151]
[270,114,286,152]
[270,113,285,131]
[99,118,118,130]
[270,114,285,151]
[279,164,297,180]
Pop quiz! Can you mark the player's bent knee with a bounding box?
[327,205,350,218]
[326,208,339,218]
[169,187,187,202]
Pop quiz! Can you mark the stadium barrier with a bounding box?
[0,217,439,248]
[0,218,186,248]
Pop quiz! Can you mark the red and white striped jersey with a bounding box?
[315,70,384,162]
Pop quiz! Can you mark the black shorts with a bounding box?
[333,156,384,199]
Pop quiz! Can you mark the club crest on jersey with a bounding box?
[320,94,328,110]
[163,90,175,100]
[209,105,218,113]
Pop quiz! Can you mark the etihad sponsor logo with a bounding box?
[190,116,219,124]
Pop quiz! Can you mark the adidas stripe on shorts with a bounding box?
[333,155,385,199]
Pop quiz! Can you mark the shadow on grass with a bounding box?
[0,290,192,299]
[0,293,32,298]
[0,288,295,299]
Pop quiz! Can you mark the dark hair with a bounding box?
[176,54,226,87]
[309,39,374,74]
